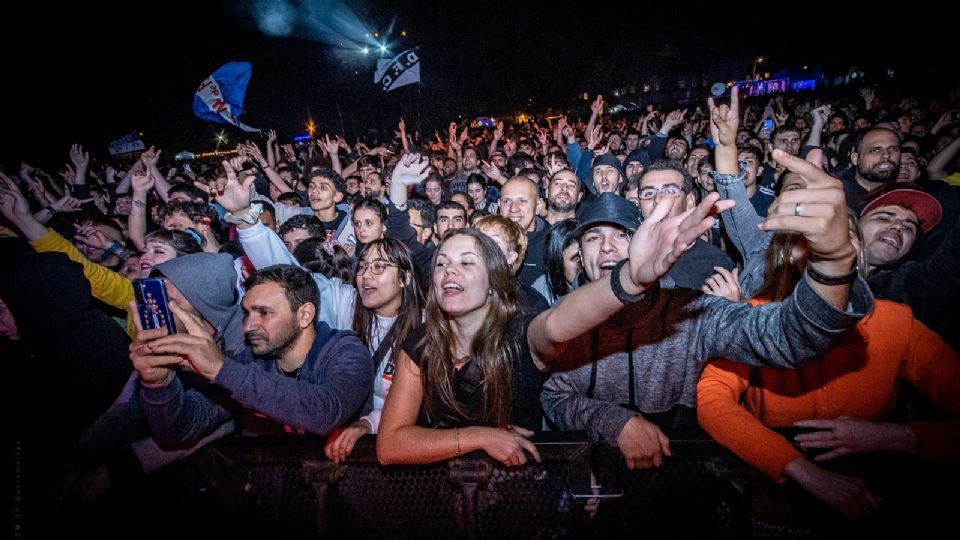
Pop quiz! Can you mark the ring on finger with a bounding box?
[794,202,803,217]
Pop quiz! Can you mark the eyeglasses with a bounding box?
[638,184,685,200]
[357,259,398,275]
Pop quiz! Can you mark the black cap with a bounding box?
[572,192,641,239]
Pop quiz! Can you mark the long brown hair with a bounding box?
[753,232,809,302]
[421,228,522,428]
[754,210,865,302]
[351,238,423,361]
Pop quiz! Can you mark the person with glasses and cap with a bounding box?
[637,160,734,289]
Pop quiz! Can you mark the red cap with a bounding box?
[859,184,942,233]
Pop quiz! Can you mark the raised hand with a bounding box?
[321,134,339,157]
[662,109,688,132]
[142,146,161,169]
[591,95,604,116]
[69,144,90,170]
[586,125,603,150]
[131,172,155,195]
[266,129,278,144]
[544,153,567,175]
[74,223,112,250]
[810,105,831,126]
[61,166,77,186]
[50,194,89,213]
[25,177,53,205]
[761,150,856,273]
[493,120,504,140]
[480,160,502,183]
[708,86,740,146]
[216,160,255,213]
[625,192,734,290]
[536,128,549,147]
[245,141,267,165]
[391,153,430,186]
[0,172,31,222]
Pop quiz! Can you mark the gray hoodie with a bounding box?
[541,276,875,445]
[153,252,245,356]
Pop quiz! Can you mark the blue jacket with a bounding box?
[140,322,373,448]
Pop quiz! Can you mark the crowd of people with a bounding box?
[2,82,959,526]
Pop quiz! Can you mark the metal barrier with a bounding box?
[41,429,960,539]
[194,431,755,539]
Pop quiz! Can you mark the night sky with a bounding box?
[2,0,953,169]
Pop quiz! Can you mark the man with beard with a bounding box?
[545,170,583,224]
[132,265,372,445]
[843,127,901,209]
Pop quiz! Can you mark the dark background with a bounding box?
[2,0,954,168]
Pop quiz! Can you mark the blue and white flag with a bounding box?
[373,48,421,92]
[107,131,146,156]
[193,62,259,132]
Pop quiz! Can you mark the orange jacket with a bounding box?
[697,300,960,482]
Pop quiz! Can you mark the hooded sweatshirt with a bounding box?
[153,252,245,357]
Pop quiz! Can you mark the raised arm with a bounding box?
[141,147,172,202]
[388,153,430,209]
[127,172,154,252]
[396,118,410,156]
[805,105,830,148]
[265,129,278,168]
[69,144,90,188]
[527,191,734,367]
[709,87,771,261]
[247,141,292,194]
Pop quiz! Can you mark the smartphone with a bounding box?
[133,278,177,334]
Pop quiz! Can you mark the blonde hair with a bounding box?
[472,214,528,274]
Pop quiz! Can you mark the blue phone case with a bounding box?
[133,278,177,334]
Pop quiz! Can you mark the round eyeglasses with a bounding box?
[638,184,685,200]
[357,260,398,275]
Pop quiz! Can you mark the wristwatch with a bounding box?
[223,202,264,225]
[709,164,748,186]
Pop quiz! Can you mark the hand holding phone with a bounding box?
[133,278,177,335]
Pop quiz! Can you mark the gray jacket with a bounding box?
[541,275,874,445]
[713,169,770,299]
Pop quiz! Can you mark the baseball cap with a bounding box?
[859,182,942,233]
[572,192,641,239]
